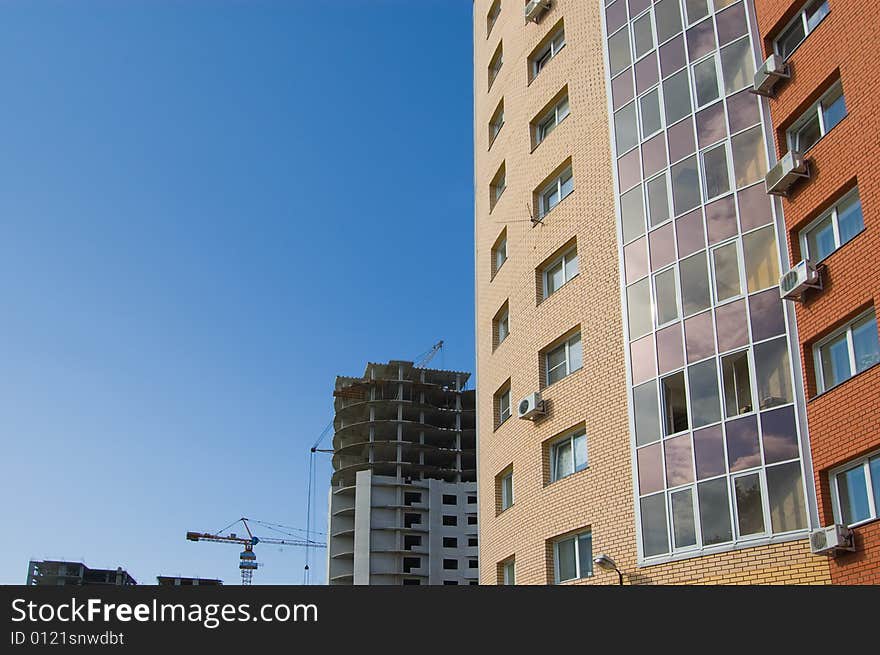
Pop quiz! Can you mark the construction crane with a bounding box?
[414,340,443,368]
[186,517,325,585]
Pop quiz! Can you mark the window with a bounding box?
[661,371,689,435]
[496,385,511,426]
[532,26,565,79]
[443,581,458,585]
[442,494,457,505]
[535,95,570,146]
[633,11,655,60]
[832,451,880,526]
[442,515,458,526]
[443,537,457,548]
[502,559,515,585]
[467,515,477,525]
[443,559,458,570]
[492,231,507,276]
[488,44,503,89]
[404,512,421,528]
[467,495,477,504]
[654,267,679,325]
[500,468,514,511]
[494,304,510,347]
[542,246,579,298]
[787,81,846,153]
[712,240,742,302]
[664,69,692,126]
[468,559,478,568]
[692,54,720,109]
[553,531,592,583]
[550,428,588,482]
[801,190,864,262]
[702,143,731,201]
[404,491,421,506]
[402,578,421,586]
[640,89,663,140]
[721,350,753,417]
[538,166,574,217]
[490,163,506,209]
[545,332,583,386]
[487,0,501,37]
[489,99,505,146]
[403,557,421,573]
[815,310,880,392]
[774,0,830,60]
[404,535,422,550]
[468,536,478,546]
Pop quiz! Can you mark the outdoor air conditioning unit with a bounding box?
[525,0,551,23]
[517,391,545,420]
[765,151,809,197]
[752,54,790,97]
[810,524,855,556]
[779,259,821,301]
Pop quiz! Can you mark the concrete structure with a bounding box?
[751,0,880,583]
[27,560,137,586]
[156,576,223,586]
[474,0,831,584]
[327,360,478,585]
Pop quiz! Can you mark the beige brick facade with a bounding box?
[473,0,830,585]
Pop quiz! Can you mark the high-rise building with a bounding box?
[27,560,137,586]
[751,0,880,583]
[474,0,841,584]
[326,360,478,585]
[156,576,223,586]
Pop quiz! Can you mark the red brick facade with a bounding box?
[753,0,880,583]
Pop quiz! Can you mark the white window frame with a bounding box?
[773,0,830,60]
[799,189,864,262]
[489,101,505,145]
[493,236,507,274]
[491,165,507,207]
[532,28,566,79]
[652,264,681,328]
[539,167,574,217]
[502,559,515,585]
[498,388,511,424]
[496,306,510,344]
[631,7,656,62]
[720,347,756,417]
[550,428,588,482]
[487,0,501,37]
[638,87,664,141]
[489,46,503,89]
[786,81,846,153]
[545,332,582,386]
[542,246,579,298]
[730,468,772,541]
[500,470,514,510]
[700,141,733,203]
[830,449,880,528]
[710,238,746,305]
[536,95,570,146]
[690,52,721,111]
[553,530,592,584]
[813,309,880,393]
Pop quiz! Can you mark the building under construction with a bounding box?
[27,560,136,586]
[327,358,477,585]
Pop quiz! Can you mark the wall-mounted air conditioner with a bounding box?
[525,0,551,23]
[810,524,855,556]
[766,151,809,197]
[752,54,790,97]
[517,392,545,420]
[779,259,821,301]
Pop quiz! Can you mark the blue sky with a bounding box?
[0,0,475,585]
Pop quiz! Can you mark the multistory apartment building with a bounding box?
[27,560,137,586]
[156,576,222,586]
[750,0,880,583]
[474,0,840,584]
[327,360,478,585]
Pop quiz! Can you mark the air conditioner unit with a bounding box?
[765,151,809,197]
[779,259,821,301]
[517,391,545,420]
[525,0,551,23]
[810,524,855,556]
[752,54,790,97]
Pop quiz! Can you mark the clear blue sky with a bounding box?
[0,0,475,585]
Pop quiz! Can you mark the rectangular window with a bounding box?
[468,537,478,547]
[721,349,754,416]
[546,332,583,385]
[787,81,846,153]
[442,515,458,526]
[404,491,421,506]
[468,559,478,568]
[497,386,511,426]
[467,515,477,525]
[489,99,505,146]
[490,162,506,209]
[403,557,421,573]
[404,535,422,550]
[815,310,880,392]
[550,428,588,482]
[692,54,720,109]
[443,559,458,570]
[487,0,501,37]
[488,44,503,89]
[494,304,510,346]
[536,95,570,146]
[442,494,457,505]
[800,189,864,262]
[502,559,515,585]
[553,531,592,583]
[467,495,477,504]
[500,469,514,511]
[774,0,830,59]
[442,537,457,548]
[492,232,507,276]
[543,246,579,298]
[702,143,731,201]
[531,26,565,79]
[538,166,574,217]
[712,240,742,302]
[832,451,880,526]
[633,11,655,60]
[654,267,679,325]
[661,371,689,436]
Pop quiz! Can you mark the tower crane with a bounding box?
[414,340,443,368]
[186,517,325,585]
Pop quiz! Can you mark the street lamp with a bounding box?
[593,554,624,586]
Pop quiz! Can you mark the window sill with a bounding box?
[493,416,511,433]
[809,360,880,402]
[802,225,866,266]
[538,272,579,306]
[546,466,590,488]
[533,189,575,226]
